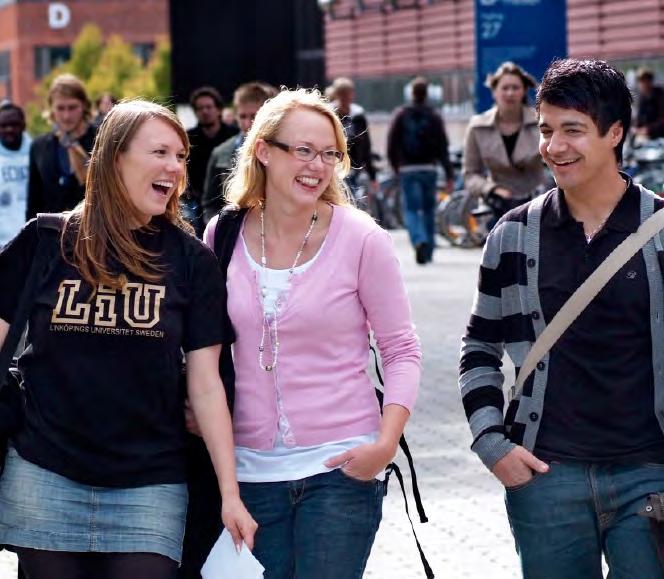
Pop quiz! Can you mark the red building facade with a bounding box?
[322,0,664,111]
[0,0,168,106]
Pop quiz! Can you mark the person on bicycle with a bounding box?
[463,62,546,224]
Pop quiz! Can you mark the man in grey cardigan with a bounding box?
[459,59,664,578]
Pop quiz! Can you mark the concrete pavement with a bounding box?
[0,229,520,579]
[363,230,519,579]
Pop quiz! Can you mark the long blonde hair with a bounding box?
[67,99,191,290]
[225,88,352,208]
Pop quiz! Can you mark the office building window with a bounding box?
[34,45,71,79]
[0,51,10,84]
[133,43,155,64]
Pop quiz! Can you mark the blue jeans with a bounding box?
[505,461,664,579]
[239,469,384,579]
[399,170,437,260]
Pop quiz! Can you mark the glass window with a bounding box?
[133,43,155,65]
[34,45,71,79]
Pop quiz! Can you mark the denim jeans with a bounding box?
[239,469,384,579]
[505,461,664,579]
[399,170,438,260]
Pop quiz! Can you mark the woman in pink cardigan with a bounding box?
[204,88,421,578]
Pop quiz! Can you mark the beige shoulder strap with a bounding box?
[510,208,664,402]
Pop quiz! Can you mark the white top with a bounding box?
[236,232,383,483]
[0,134,31,247]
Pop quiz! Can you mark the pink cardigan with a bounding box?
[205,205,421,449]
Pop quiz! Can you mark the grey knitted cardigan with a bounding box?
[459,186,664,469]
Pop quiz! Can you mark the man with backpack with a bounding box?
[387,77,454,264]
[459,58,664,578]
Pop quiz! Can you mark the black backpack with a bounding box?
[400,105,440,164]
[178,206,434,579]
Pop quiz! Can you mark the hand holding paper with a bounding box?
[221,494,258,551]
[201,529,265,579]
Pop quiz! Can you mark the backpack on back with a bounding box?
[400,105,439,164]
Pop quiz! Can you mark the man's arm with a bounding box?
[354,114,377,181]
[386,110,403,174]
[459,224,548,485]
[26,141,44,220]
[436,113,455,189]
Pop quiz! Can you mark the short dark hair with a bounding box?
[536,59,632,162]
[411,76,428,104]
[189,86,223,109]
[233,82,276,107]
[95,92,118,108]
[0,101,24,120]
[636,68,655,83]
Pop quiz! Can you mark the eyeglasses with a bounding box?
[265,139,344,166]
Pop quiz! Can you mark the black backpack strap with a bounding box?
[0,215,64,384]
[371,341,433,577]
[385,463,435,579]
[210,206,248,416]
[213,206,248,277]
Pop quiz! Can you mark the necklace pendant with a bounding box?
[265,365,273,372]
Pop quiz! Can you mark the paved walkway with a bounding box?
[0,230,521,579]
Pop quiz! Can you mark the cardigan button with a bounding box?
[529,412,539,422]
[527,258,536,268]
[537,361,546,371]
[532,311,540,320]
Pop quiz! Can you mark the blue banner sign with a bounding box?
[475,0,567,113]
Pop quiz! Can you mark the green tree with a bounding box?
[67,24,104,81]
[27,28,172,135]
[149,37,172,102]
[87,35,143,99]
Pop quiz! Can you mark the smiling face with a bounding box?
[0,108,25,151]
[538,102,622,194]
[493,73,526,114]
[257,107,338,211]
[116,118,187,225]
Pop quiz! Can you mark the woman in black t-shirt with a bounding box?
[0,100,256,579]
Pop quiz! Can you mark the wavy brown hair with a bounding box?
[66,99,191,290]
[225,88,352,209]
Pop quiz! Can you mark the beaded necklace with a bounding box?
[258,203,318,372]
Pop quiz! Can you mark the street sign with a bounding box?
[474,0,567,113]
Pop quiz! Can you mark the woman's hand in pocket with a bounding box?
[324,441,396,482]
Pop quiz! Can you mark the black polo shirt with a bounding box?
[534,178,664,463]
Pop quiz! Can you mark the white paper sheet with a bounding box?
[201,528,265,579]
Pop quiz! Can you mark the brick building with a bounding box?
[322,0,664,112]
[0,0,168,106]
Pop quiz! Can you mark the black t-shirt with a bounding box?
[502,130,519,162]
[0,217,227,487]
[535,183,664,463]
